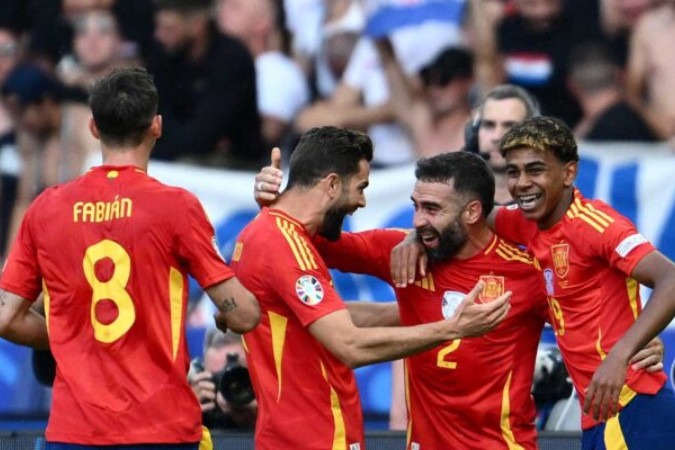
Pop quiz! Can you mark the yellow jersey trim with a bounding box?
[501,370,525,450]
[269,311,288,402]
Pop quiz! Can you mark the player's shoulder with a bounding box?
[492,237,535,268]
[564,194,619,235]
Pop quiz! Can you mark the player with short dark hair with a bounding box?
[0,66,260,450]
[233,126,512,450]
[314,151,548,448]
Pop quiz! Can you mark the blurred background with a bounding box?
[1,0,675,438]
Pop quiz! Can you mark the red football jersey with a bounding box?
[318,229,548,450]
[0,165,234,445]
[230,208,364,450]
[495,189,666,429]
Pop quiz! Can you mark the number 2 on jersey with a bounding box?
[83,239,136,343]
[437,340,461,369]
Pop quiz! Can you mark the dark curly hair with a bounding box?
[500,116,578,164]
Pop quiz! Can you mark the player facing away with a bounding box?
[496,116,675,449]
[231,126,512,450]
[315,151,548,449]
[0,67,260,450]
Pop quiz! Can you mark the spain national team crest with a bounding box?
[295,275,324,306]
[478,275,505,303]
[551,243,570,278]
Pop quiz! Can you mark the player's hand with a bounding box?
[449,281,511,339]
[629,337,664,372]
[254,147,283,207]
[390,230,427,287]
[190,371,217,412]
[583,353,627,422]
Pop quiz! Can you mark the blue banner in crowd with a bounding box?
[364,0,466,37]
[1,142,675,425]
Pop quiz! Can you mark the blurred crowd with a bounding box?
[1,0,674,261]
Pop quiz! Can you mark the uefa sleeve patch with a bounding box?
[295,275,324,306]
[615,234,649,258]
[506,203,520,210]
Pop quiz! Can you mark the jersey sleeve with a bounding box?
[0,200,42,301]
[587,201,656,276]
[494,206,537,245]
[174,190,234,288]
[266,234,347,328]
[315,229,408,284]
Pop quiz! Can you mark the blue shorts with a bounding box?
[46,443,199,450]
[581,385,675,450]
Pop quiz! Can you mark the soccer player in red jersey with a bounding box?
[232,127,511,450]
[314,151,549,449]
[0,67,260,450]
[496,116,675,449]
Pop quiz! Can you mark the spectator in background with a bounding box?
[600,0,665,66]
[56,9,129,93]
[189,328,257,430]
[216,0,310,151]
[495,0,601,127]
[295,9,467,168]
[569,41,658,142]
[375,39,474,156]
[626,0,675,140]
[469,84,540,205]
[0,26,22,261]
[315,0,364,99]
[1,64,97,252]
[148,0,265,169]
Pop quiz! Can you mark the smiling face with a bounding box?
[504,146,577,229]
[319,159,370,241]
[411,180,469,263]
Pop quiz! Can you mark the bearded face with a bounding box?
[417,214,469,263]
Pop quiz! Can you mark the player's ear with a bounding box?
[88,117,100,140]
[150,115,162,139]
[323,173,341,198]
[562,160,578,188]
[463,199,482,225]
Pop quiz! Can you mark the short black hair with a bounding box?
[420,47,474,87]
[500,116,579,164]
[89,66,158,147]
[287,126,373,189]
[415,151,495,218]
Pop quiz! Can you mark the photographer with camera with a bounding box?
[189,328,257,431]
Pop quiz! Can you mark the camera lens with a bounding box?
[218,353,255,407]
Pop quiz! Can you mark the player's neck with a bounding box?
[454,224,494,260]
[101,146,150,172]
[273,191,325,235]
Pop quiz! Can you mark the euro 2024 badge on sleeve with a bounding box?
[295,275,324,306]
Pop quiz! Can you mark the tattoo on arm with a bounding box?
[219,297,238,313]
